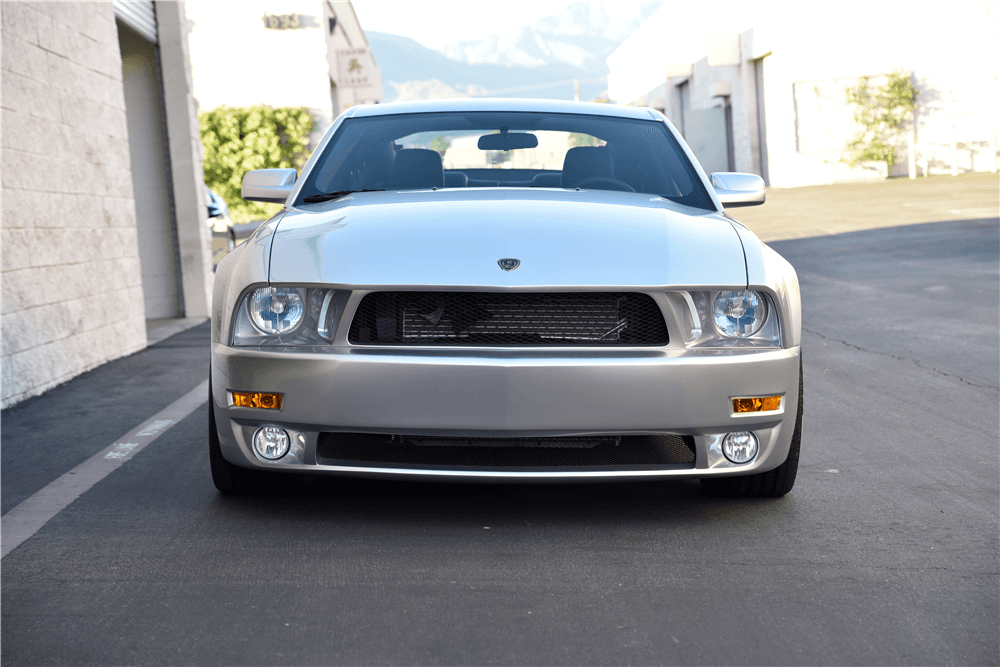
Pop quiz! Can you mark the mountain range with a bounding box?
[367,1,658,103]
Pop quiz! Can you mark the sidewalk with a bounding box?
[1,321,211,515]
[146,317,208,346]
[731,172,999,242]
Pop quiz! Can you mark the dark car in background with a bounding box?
[206,186,236,251]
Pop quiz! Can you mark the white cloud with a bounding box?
[351,0,576,50]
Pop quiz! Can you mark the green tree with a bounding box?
[488,150,511,166]
[569,132,601,147]
[429,135,451,158]
[844,70,918,168]
[200,105,314,223]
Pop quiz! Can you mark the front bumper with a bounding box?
[211,344,801,481]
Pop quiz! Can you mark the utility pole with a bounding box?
[574,79,580,102]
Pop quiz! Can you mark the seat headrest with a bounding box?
[391,149,445,189]
[561,146,614,188]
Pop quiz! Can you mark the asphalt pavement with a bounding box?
[2,208,997,665]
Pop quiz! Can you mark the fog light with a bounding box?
[253,427,290,460]
[722,431,758,464]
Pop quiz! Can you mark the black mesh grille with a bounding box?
[348,292,668,346]
[317,433,695,469]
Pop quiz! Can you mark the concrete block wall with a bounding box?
[155,1,212,319]
[2,2,146,408]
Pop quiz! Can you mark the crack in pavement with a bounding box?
[803,327,999,391]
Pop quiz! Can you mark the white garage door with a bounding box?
[683,107,730,176]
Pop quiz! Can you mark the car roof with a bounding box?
[345,98,662,120]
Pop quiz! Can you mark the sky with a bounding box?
[350,0,576,50]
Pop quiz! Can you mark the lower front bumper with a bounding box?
[211,344,801,481]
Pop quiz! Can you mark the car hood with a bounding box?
[267,190,748,288]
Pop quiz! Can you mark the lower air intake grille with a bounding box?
[348,292,668,346]
[316,433,695,468]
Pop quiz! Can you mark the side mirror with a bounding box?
[710,172,765,207]
[242,168,298,203]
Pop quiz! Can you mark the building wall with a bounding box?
[1,1,212,409]
[2,1,146,408]
[324,0,382,113]
[156,1,213,319]
[609,0,999,187]
[757,2,999,187]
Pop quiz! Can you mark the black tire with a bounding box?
[209,371,266,495]
[701,357,803,498]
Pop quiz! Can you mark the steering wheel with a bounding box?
[571,176,635,192]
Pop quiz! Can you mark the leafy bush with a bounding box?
[200,106,314,223]
[429,135,451,158]
[844,70,918,168]
[570,132,601,147]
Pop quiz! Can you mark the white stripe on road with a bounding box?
[1,380,208,559]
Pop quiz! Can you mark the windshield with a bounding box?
[296,111,715,211]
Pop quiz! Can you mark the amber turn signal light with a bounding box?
[732,396,781,413]
[231,392,283,410]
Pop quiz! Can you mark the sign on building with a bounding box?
[262,13,301,30]
[335,47,377,88]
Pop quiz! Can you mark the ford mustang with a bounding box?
[209,99,802,497]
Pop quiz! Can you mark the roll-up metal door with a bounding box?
[684,107,730,176]
[113,0,157,43]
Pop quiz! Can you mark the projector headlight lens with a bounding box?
[248,287,304,335]
[233,287,344,346]
[713,290,768,338]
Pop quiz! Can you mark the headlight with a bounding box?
[669,290,781,348]
[233,287,346,346]
[248,287,303,334]
[713,290,767,338]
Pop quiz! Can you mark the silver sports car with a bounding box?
[210,99,802,497]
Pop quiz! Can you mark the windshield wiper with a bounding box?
[302,189,385,203]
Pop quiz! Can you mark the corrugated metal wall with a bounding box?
[113,0,157,43]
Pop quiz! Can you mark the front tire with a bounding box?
[209,371,267,495]
[701,358,803,498]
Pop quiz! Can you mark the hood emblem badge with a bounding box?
[498,258,521,271]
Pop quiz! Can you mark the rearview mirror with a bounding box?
[478,131,538,151]
[242,168,298,203]
[710,172,766,207]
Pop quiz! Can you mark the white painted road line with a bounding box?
[1,380,208,559]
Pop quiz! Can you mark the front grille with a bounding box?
[348,292,668,346]
[316,433,695,469]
